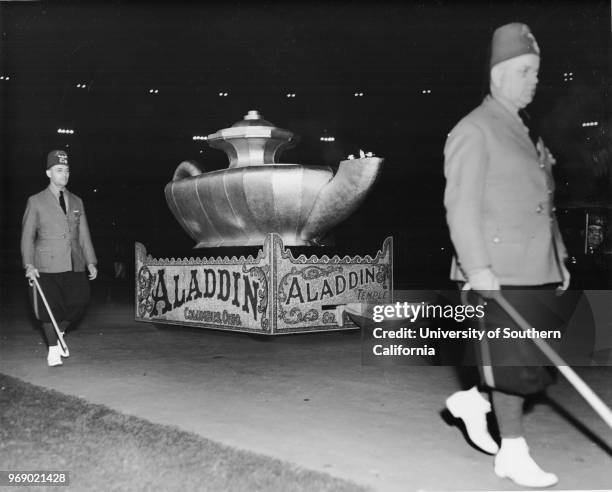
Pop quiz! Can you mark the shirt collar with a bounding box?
[48,183,67,199]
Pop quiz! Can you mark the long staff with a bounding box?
[462,288,612,430]
[29,276,68,354]
[495,293,612,429]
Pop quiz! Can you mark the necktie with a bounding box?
[59,191,67,214]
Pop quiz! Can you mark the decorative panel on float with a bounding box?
[135,234,392,334]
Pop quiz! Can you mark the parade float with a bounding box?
[135,110,392,334]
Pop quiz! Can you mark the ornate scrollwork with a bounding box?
[376,264,391,284]
[243,264,270,331]
[137,266,156,318]
[278,306,319,325]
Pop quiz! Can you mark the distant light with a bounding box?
[199,150,204,153]
[421,89,432,94]
[57,128,75,134]
[93,188,98,193]
[0,75,9,80]
[354,92,364,97]
[192,135,207,140]
[320,136,335,142]
[563,71,574,82]
[149,89,159,94]
[218,92,229,97]
[76,83,87,89]
[581,121,599,127]
[286,93,296,98]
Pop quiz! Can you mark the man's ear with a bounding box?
[490,64,504,89]
[46,170,51,178]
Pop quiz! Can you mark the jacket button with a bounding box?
[552,206,557,212]
[493,236,500,243]
[536,204,544,214]
[62,234,66,238]
[547,189,553,194]
[539,163,545,169]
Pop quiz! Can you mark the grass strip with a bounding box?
[0,374,369,492]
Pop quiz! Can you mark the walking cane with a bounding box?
[496,293,612,429]
[29,276,69,355]
[462,287,612,430]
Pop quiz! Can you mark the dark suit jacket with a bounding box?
[443,95,567,285]
[21,186,97,273]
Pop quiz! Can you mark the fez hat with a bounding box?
[490,23,540,68]
[47,150,69,169]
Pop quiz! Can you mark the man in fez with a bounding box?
[442,23,570,488]
[21,150,98,367]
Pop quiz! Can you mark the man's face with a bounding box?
[46,165,70,188]
[494,54,540,108]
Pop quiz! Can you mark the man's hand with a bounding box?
[466,268,500,298]
[25,264,39,282]
[556,262,571,295]
[87,264,98,280]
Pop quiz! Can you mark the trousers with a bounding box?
[474,285,564,396]
[30,271,90,324]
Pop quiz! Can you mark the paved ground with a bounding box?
[1,277,611,491]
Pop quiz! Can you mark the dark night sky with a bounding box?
[1,1,610,285]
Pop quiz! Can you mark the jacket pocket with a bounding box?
[490,241,527,277]
[35,248,54,268]
[484,225,528,277]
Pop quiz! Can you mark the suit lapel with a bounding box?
[64,190,80,220]
[485,97,538,158]
[44,187,68,221]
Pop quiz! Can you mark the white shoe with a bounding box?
[495,437,559,488]
[446,386,499,454]
[47,345,63,367]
